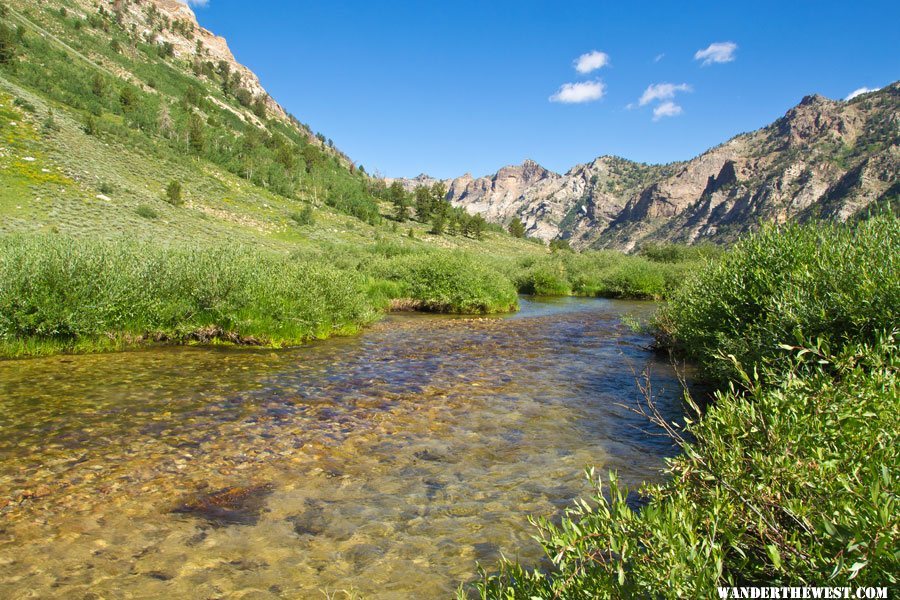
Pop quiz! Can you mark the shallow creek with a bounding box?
[0,297,693,599]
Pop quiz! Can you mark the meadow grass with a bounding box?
[508,250,702,300]
[466,217,900,598]
[0,235,379,357]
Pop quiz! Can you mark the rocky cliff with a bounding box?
[393,84,898,250]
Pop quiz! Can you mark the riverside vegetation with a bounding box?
[0,233,707,357]
[467,216,899,597]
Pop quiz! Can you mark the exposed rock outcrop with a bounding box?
[393,83,899,250]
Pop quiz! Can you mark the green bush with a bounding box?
[0,22,17,64]
[510,251,699,300]
[289,205,314,226]
[656,218,900,383]
[165,180,183,206]
[0,235,379,356]
[135,204,158,219]
[639,241,723,263]
[516,264,572,296]
[374,251,518,313]
[470,333,899,597]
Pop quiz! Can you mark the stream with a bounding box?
[0,297,693,599]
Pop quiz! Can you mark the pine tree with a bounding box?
[508,216,526,238]
[188,112,205,153]
[388,182,409,222]
[414,185,432,222]
[430,212,446,235]
[165,180,183,206]
[470,214,486,240]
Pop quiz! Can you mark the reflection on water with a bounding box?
[0,297,691,599]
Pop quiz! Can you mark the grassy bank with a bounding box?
[466,217,899,597]
[507,247,716,300]
[0,235,525,358]
[0,231,712,358]
[0,235,378,357]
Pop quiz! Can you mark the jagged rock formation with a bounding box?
[393,84,898,250]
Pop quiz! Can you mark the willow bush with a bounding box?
[0,235,378,356]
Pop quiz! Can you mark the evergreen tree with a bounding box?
[388,181,409,222]
[188,113,205,153]
[470,214,486,240]
[446,213,458,236]
[165,180,183,206]
[430,181,447,207]
[414,185,432,222]
[430,211,446,235]
[508,216,526,238]
[0,22,17,65]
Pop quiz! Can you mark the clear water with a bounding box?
[0,297,692,599]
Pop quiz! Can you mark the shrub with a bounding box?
[84,114,99,135]
[0,22,17,64]
[12,97,34,112]
[516,264,572,296]
[289,205,314,226]
[548,238,572,252]
[467,217,900,598]
[639,241,723,263]
[470,333,899,597]
[165,180,183,206]
[135,204,158,219]
[0,235,379,356]
[373,252,518,313]
[656,217,900,382]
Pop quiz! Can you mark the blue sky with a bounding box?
[190,1,899,179]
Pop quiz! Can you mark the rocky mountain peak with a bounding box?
[799,93,829,107]
[393,84,897,250]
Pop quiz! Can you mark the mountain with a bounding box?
[392,84,899,250]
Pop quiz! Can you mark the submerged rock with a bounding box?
[172,483,274,527]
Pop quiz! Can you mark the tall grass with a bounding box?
[0,235,378,356]
[510,250,700,300]
[370,251,518,313]
[0,235,523,357]
[466,217,900,597]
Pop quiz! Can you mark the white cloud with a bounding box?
[549,80,606,104]
[694,41,737,65]
[574,51,610,74]
[845,86,879,100]
[654,53,665,63]
[653,102,683,120]
[639,82,691,106]
[178,0,209,7]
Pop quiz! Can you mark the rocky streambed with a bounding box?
[0,297,692,599]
